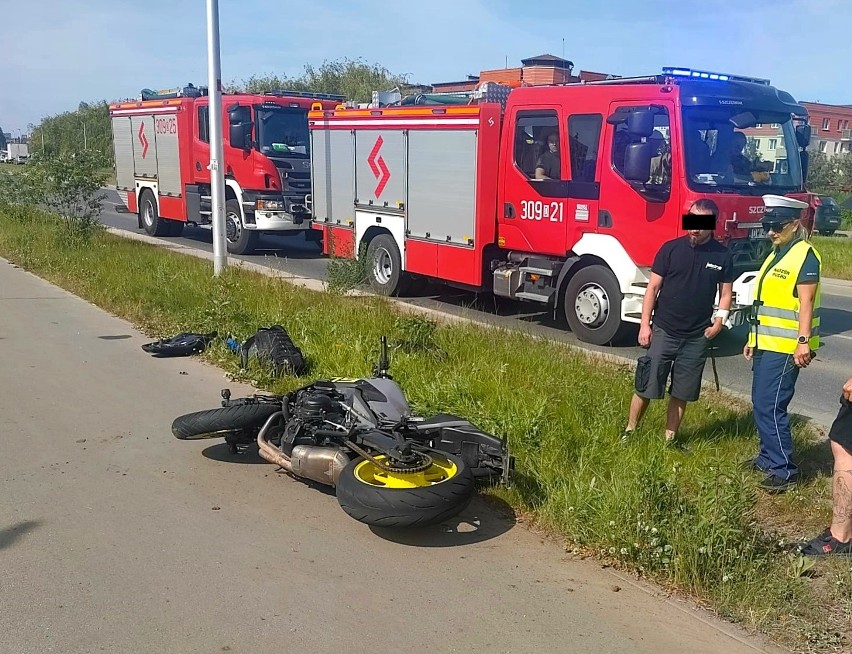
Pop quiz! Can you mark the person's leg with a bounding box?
[627,394,650,431]
[829,440,852,543]
[665,397,688,441]
[752,351,800,481]
[624,327,673,437]
[666,334,706,442]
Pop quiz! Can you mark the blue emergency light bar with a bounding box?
[662,67,770,86]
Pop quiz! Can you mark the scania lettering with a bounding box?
[109,84,345,254]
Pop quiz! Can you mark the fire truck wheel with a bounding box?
[225,199,258,255]
[366,234,409,296]
[563,265,627,346]
[139,189,171,237]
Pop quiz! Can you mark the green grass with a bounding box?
[812,235,852,281]
[0,206,850,652]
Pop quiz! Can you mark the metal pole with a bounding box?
[206,0,228,276]
[82,122,87,150]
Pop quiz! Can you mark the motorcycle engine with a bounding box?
[279,385,347,456]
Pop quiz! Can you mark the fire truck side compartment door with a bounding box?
[154,113,182,197]
[407,129,477,244]
[131,115,157,179]
[112,116,135,192]
[355,130,405,209]
[311,127,355,226]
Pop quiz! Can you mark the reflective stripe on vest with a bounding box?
[747,240,821,354]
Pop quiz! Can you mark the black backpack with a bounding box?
[141,331,217,357]
[239,326,306,376]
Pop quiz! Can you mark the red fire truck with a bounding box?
[109,84,345,254]
[308,67,814,345]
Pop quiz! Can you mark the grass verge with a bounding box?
[812,235,852,282]
[1,206,850,652]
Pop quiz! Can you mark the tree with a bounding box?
[0,127,6,151]
[745,137,763,163]
[804,151,839,191]
[228,57,411,104]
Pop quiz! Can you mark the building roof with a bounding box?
[521,54,574,69]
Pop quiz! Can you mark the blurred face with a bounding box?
[686,209,714,246]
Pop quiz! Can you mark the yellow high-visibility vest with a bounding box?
[747,240,821,354]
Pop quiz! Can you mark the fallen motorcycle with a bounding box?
[172,337,513,528]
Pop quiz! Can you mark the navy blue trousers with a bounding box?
[751,350,800,481]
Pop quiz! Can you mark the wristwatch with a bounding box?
[797,335,810,344]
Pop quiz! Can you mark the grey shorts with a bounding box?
[634,325,709,402]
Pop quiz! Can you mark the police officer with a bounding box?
[743,194,821,493]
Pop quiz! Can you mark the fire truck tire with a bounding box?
[139,190,171,237]
[563,265,628,346]
[366,234,410,296]
[225,199,258,255]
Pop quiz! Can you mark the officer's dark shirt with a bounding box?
[651,236,734,338]
[535,151,561,179]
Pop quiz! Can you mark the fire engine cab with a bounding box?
[308,67,813,345]
[109,84,344,254]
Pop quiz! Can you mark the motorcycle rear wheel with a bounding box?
[171,403,280,440]
[336,451,474,528]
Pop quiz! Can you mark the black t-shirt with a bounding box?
[651,236,734,338]
[535,151,561,179]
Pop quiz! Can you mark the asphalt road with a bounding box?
[0,259,785,654]
[100,190,852,429]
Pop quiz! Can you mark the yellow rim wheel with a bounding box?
[353,454,459,489]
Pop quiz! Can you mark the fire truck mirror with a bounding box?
[623,142,653,182]
[626,110,654,138]
[227,106,254,151]
[795,124,811,148]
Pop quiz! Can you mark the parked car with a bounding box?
[814,196,842,236]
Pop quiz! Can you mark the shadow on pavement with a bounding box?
[370,495,516,547]
[0,520,43,550]
[201,442,268,465]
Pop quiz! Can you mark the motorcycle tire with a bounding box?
[171,403,280,440]
[335,450,474,528]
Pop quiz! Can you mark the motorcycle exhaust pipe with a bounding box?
[255,412,348,486]
[289,446,349,487]
[256,411,293,473]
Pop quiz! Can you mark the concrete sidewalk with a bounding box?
[0,258,786,654]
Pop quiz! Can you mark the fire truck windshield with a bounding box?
[255,105,310,158]
[682,108,804,195]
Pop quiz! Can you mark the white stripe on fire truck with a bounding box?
[110,107,181,116]
[309,118,480,127]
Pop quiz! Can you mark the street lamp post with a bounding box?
[206,0,228,276]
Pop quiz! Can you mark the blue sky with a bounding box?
[1,0,849,134]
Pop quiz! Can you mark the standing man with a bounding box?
[743,195,821,493]
[799,377,852,556]
[624,199,733,446]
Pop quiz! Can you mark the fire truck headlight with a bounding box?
[256,199,285,211]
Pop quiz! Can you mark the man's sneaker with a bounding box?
[759,474,797,494]
[798,529,852,557]
[620,429,634,447]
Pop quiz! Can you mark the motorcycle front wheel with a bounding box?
[171,403,280,440]
[335,450,474,528]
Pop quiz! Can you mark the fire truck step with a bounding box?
[519,266,555,276]
[514,291,552,303]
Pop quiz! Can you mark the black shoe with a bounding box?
[620,429,634,447]
[798,528,852,557]
[759,474,797,494]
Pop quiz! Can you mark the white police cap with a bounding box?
[762,194,808,213]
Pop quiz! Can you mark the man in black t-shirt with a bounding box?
[623,199,734,447]
[535,131,561,180]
